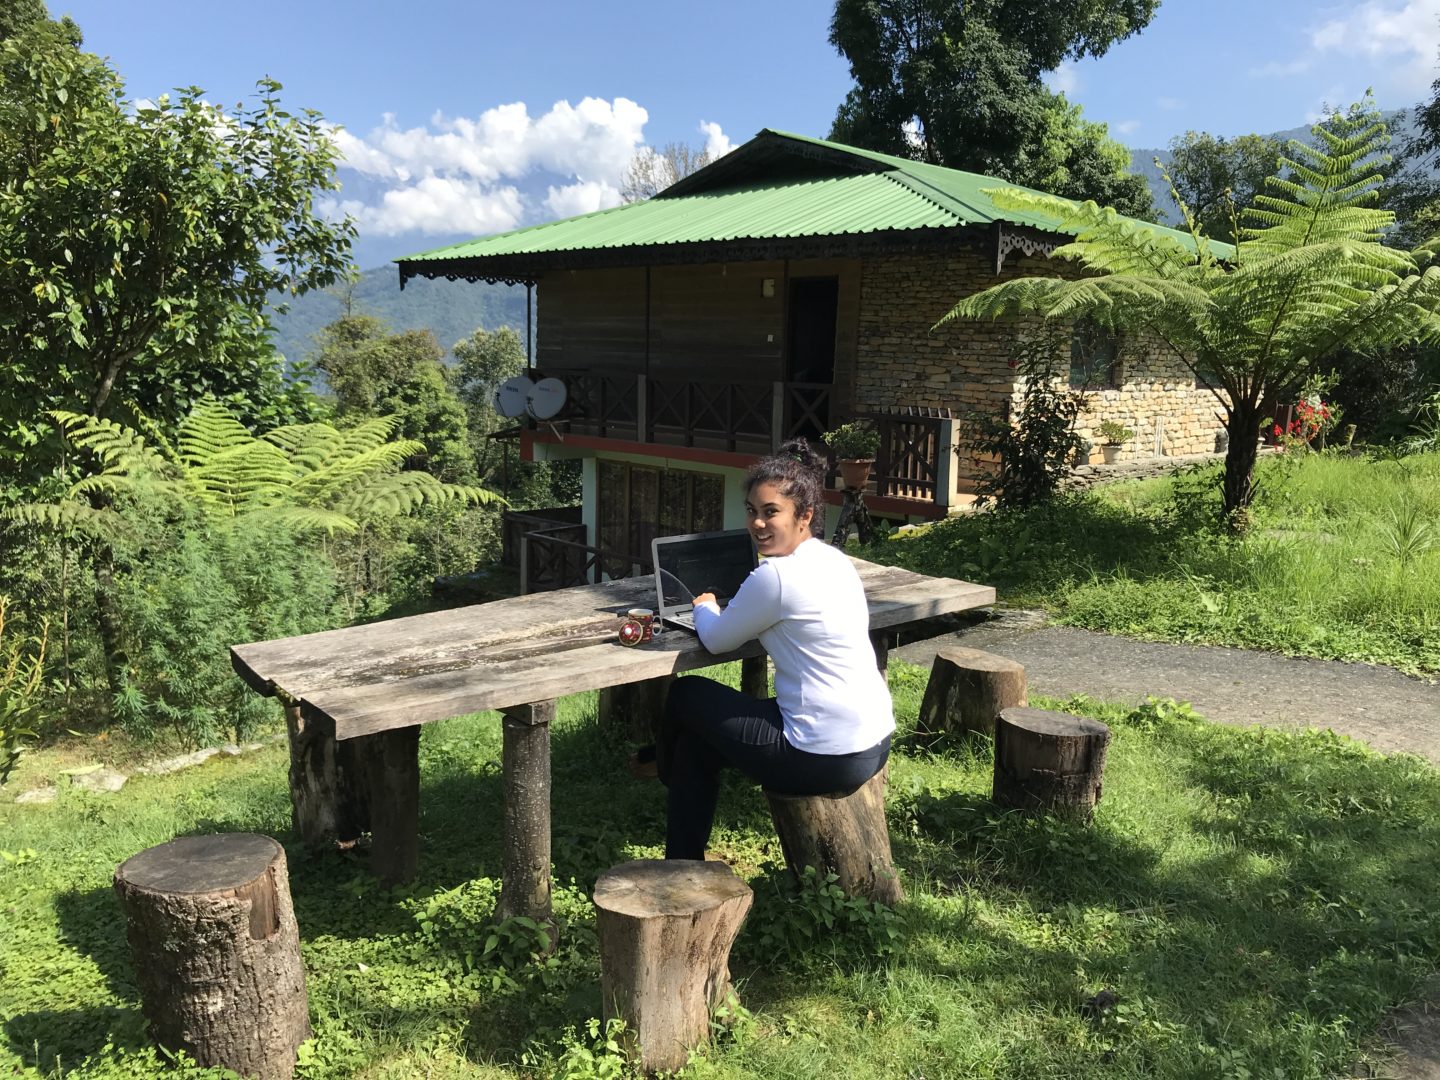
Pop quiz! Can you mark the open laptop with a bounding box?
[651,529,758,633]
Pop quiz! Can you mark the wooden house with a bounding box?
[397,129,1224,584]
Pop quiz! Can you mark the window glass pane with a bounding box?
[1070,322,1119,388]
[628,466,660,558]
[660,471,690,538]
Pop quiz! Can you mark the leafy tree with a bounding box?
[312,315,474,482]
[828,0,1158,216]
[1165,131,1284,244]
[941,111,1440,523]
[0,19,354,483]
[619,142,712,203]
[452,325,525,476]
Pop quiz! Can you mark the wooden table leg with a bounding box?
[598,676,674,743]
[870,629,890,676]
[741,654,768,699]
[283,703,367,849]
[348,726,421,886]
[498,700,554,922]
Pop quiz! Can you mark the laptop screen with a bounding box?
[653,531,757,611]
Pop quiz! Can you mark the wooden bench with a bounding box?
[230,559,995,916]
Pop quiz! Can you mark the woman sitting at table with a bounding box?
[658,438,894,861]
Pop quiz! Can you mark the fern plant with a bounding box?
[939,105,1440,523]
[8,400,502,535]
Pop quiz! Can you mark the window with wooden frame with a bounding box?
[1069,321,1122,389]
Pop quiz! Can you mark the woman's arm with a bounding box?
[691,561,782,653]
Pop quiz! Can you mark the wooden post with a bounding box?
[113,834,310,1080]
[869,628,890,676]
[347,725,421,886]
[283,702,367,849]
[740,654,768,700]
[594,859,752,1074]
[917,647,1027,740]
[598,675,674,743]
[499,700,553,923]
[992,707,1111,819]
[765,769,902,905]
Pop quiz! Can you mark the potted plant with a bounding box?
[823,420,880,489]
[1097,420,1134,464]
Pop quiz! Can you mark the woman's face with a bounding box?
[746,481,814,558]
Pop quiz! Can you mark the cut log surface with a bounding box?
[918,646,1027,739]
[992,706,1112,817]
[766,768,903,905]
[594,859,753,1075]
[112,834,309,1080]
[230,559,994,740]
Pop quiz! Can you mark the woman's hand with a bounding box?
[692,591,718,608]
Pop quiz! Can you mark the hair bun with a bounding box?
[778,437,825,473]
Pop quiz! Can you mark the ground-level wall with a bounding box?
[852,251,1227,472]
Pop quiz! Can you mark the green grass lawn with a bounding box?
[3,662,1439,1078]
[862,450,1440,677]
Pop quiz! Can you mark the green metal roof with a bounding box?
[398,129,1224,274]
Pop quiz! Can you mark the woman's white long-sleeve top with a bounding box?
[692,537,895,754]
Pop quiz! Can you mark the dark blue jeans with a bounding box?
[662,675,890,860]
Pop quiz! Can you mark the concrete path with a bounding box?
[894,610,1440,762]
[894,611,1440,1077]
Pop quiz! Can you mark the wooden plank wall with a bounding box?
[535,267,646,373]
[535,258,861,401]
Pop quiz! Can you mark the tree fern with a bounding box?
[938,105,1440,520]
[7,400,502,538]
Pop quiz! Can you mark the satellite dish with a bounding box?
[493,375,534,418]
[526,377,568,421]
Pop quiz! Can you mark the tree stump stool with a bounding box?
[917,646,1027,739]
[593,859,752,1074]
[992,707,1112,819]
[765,768,903,905]
[113,834,310,1080]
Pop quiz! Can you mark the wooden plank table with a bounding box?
[231,557,993,912]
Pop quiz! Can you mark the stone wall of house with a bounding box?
[853,251,1227,477]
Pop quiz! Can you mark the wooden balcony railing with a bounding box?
[530,370,962,509]
[536,370,832,453]
[519,529,651,595]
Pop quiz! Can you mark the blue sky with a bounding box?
[52,0,1440,267]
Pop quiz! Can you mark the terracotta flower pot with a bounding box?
[837,458,873,489]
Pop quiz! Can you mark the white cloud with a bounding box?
[699,120,734,159]
[1115,119,1141,136]
[322,178,525,238]
[1156,96,1184,111]
[328,97,649,237]
[544,180,622,219]
[1044,60,1082,96]
[1310,0,1440,97]
[1256,0,1440,100]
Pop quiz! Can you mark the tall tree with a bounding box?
[1164,131,1283,244]
[0,19,354,483]
[619,142,712,203]
[828,0,1159,215]
[311,316,475,483]
[941,110,1440,523]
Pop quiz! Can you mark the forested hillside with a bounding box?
[267,266,528,364]
[1132,112,1413,225]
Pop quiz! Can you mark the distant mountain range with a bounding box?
[266,266,528,366]
[266,113,1419,360]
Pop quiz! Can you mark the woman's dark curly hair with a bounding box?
[745,438,827,535]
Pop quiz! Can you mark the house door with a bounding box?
[787,276,838,439]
